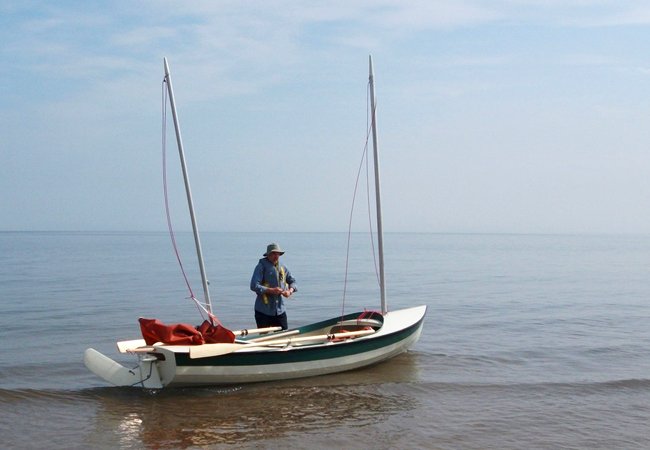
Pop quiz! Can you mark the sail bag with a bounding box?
[139,318,235,345]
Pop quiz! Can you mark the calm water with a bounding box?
[1,231,650,449]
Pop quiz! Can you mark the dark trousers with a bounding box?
[255,311,288,330]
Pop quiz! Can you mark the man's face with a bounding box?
[267,252,281,264]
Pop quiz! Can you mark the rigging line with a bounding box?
[162,78,207,322]
[340,142,367,319]
[341,83,375,320]
[366,81,381,287]
[190,295,220,324]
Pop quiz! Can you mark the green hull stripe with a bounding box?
[175,313,423,367]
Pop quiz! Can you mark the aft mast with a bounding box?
[163,57,213,316]
[368,55,387,315]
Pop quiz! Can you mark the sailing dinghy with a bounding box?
[84,57,427,388]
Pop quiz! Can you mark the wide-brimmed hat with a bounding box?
[264,243,285,256]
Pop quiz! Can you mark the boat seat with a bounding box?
[329,324,374,334]
[332,318,383,331]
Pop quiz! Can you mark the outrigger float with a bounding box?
[84,56,427,389]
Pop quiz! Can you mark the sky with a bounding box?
[2,0,650,234]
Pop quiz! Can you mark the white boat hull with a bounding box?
[84,305,426,389]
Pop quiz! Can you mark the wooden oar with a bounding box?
[247,329,299,342]
[233,326,282,337]
[189,328,376,359]
[189,343,248,358]
[116,327,281,353]
[256,328,375,346]
[126,346,156,353]
[117,339,147,353]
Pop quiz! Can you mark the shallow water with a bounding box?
[1,231,649,449]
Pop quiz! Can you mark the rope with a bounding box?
[161,77,209,322]
[365,82,381,287]
[341,80,382,320]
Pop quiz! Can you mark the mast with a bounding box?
[368,55,387,314]
[163,57,213,315]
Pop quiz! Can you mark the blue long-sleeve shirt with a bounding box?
[250,257,298,316]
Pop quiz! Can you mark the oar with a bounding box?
[255,328,375,347]
[247,329,299,342]
[189,328,376,359]
[117,339,147,353]
[125,346,156,353]
[117,327,281,353]
[232,326,282,337]
[189,343,250,358]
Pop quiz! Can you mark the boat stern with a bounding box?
[84,348,164,389]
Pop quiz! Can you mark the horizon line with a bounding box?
[2,229,650,237]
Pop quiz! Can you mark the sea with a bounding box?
[1,231,649,449]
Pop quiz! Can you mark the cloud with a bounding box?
[3,0,650,232]
[5,0,641,103]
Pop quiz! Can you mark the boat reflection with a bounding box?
[87,352,422,447]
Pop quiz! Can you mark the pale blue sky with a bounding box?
[2,1,650,233]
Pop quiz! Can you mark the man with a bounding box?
[250,243,298,330]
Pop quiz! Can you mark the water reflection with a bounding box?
[87,353,421,448]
